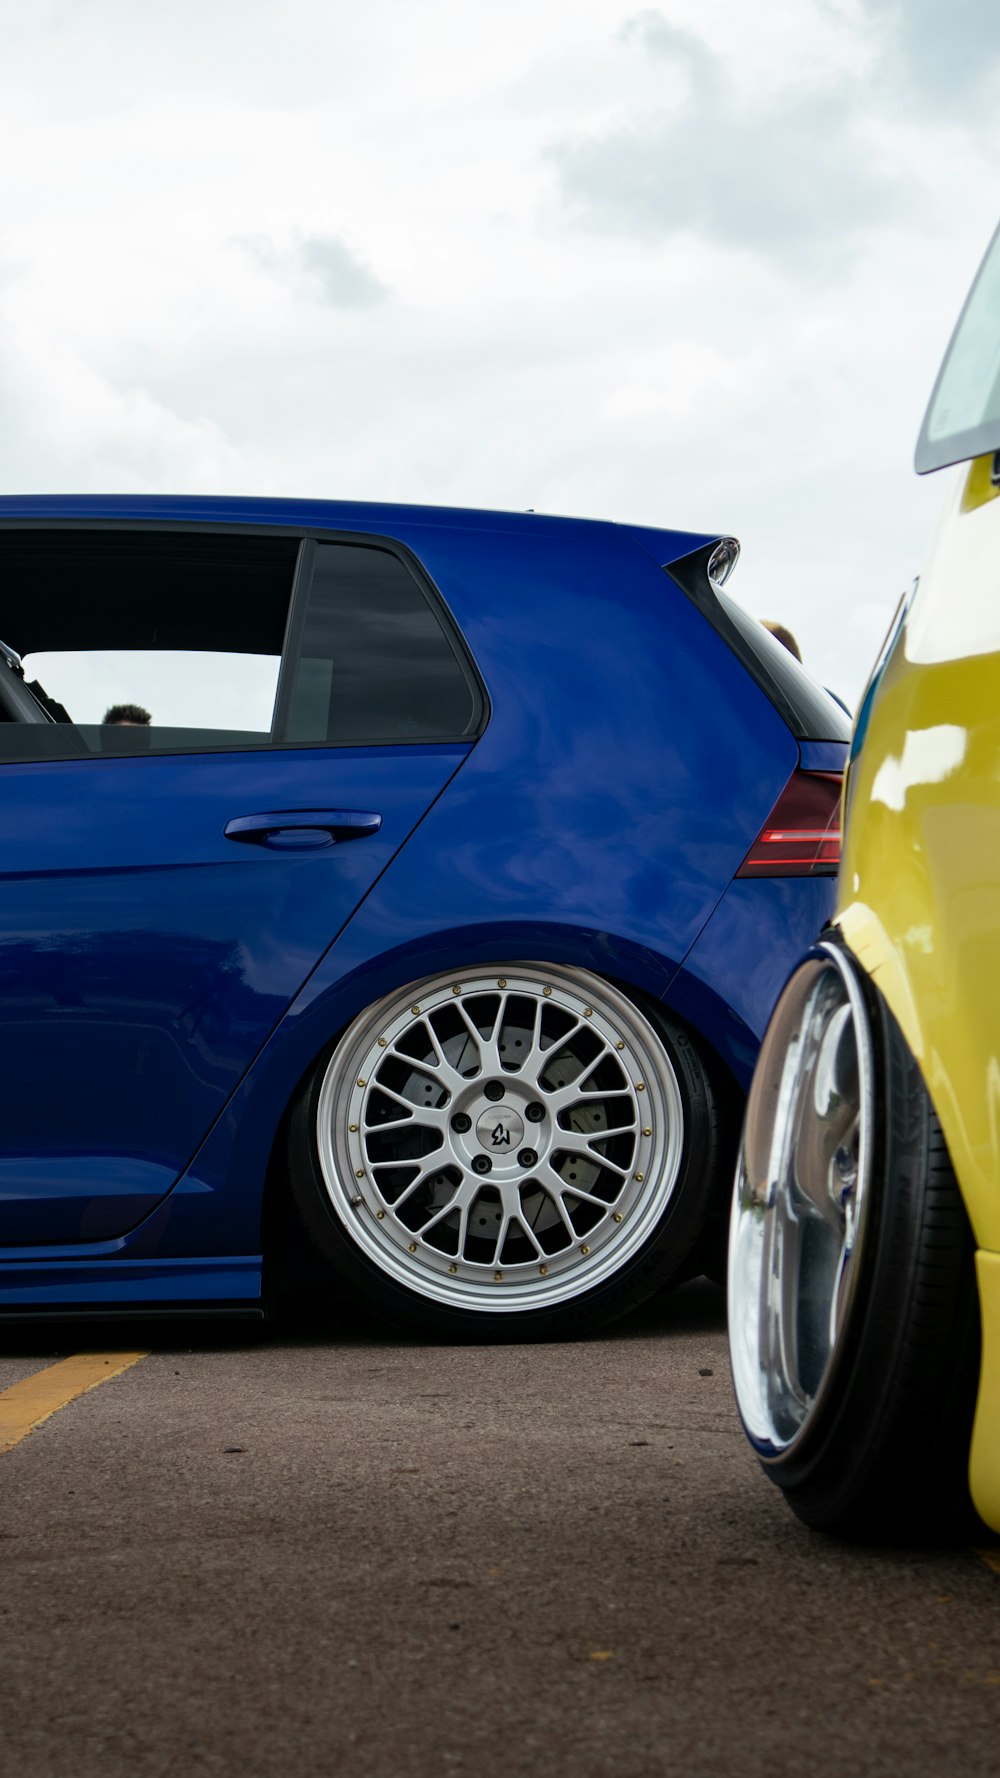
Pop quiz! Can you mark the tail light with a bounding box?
[736,770,842,877]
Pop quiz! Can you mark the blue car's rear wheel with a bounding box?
[728,940,980,1539]
[287,963,728,1338]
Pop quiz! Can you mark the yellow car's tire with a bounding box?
[729,945,981,1541]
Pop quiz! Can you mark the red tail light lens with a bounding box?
[736,770,842,877]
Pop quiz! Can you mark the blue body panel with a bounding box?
[0,492,714,556]
[798,740,850,774]
[0,744,469,1244]
[0,496,839,1312]
[663,874,844,1090]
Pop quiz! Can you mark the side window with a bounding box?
[279,543,481,745]
[0,529,299,761]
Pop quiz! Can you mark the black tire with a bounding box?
[750,967,980,1540]
[283,962,732,1341]
[664,1061,743,1290]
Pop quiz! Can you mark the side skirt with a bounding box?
[0,1255,262,1314]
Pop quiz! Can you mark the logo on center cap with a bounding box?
[476,1104,525,1151]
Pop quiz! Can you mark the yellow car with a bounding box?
[728,218,1000,1538]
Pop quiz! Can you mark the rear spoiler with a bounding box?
[664,540,851,745]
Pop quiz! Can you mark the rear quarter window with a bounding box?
[277,541,484,745]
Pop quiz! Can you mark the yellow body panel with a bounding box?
[972,1252,1000,1531]
[836,458,1000,1527]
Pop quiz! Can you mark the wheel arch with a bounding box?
[255,926,742,1296]
[156,914,754,1281]
[837,902,1000,1252]
[256,924,683,1214]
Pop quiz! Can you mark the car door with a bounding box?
[0,524,484,1244]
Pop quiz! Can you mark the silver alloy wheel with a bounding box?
[315,963,685,1314]
[728,942,875,1459]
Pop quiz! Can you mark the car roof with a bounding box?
[0,493,719,566]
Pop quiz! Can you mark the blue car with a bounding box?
[0,496,847,1336]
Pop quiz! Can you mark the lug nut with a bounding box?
[525,1101,545,1123]
[451,1112,472,1133]
[484,1080,505,1102]
[472,1154,493,1175]
[517,1148,538,1168]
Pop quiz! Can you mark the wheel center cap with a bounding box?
[475,1104,525,1154]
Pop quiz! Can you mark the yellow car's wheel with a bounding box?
[728,942,981,1540]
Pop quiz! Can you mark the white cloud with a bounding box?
[238,233,390,308]
[0,0,995,708]
[858,0,1000,111]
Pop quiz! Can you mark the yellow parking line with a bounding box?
[0,1351,148,1454]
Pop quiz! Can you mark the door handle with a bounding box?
[223,810,382,851]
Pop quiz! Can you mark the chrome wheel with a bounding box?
[728,943,875,1460]
[315,964,685,1315]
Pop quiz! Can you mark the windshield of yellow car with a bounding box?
[916,220,1000,474]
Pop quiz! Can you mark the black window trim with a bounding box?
[0,652,55,726]
[0,518,490,762]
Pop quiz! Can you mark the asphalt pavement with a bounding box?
[1,1282,998,1778]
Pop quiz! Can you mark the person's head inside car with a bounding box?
[103,703,151,726]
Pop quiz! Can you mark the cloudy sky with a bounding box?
[1,0,998,706]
